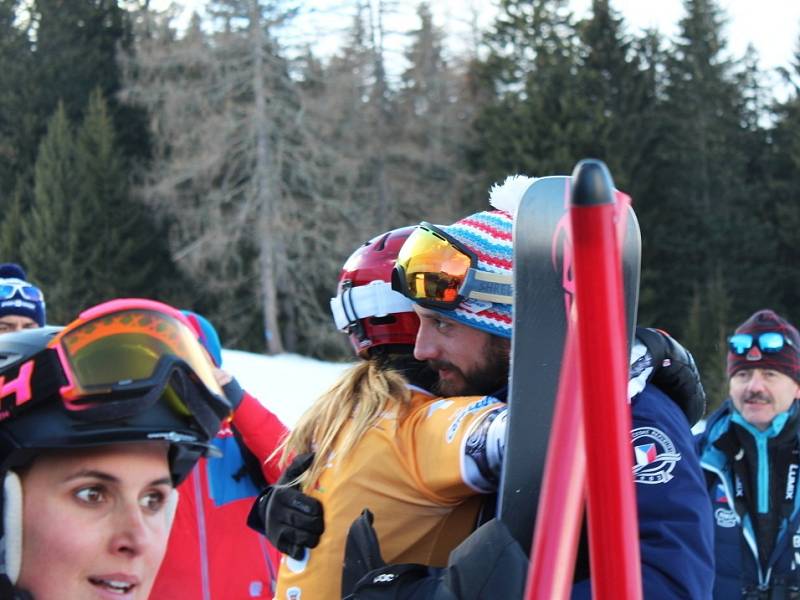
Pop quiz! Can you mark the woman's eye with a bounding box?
[140,490,166,513]
[75,486,105,504]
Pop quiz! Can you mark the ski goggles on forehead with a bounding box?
[48,299,226,411]
[728,332,796,355]
[0,280,43,302]
[391,222,513,310]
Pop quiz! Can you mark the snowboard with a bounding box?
[497,173,641,553]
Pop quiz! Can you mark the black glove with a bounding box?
[342,509,386,597]
[442,518,528,600]
[635,327,707,426]
[344,518,527,600]
[246,452,324,559]
[222,376,245,410]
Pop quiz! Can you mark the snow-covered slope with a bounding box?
[221,349,353,427]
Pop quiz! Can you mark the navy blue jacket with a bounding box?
[347,384,716,600]
[697,400,800,598]
[571,384,715,599]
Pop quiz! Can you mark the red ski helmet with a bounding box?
[330,227,420,356]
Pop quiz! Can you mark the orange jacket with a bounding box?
[275,390,502,599]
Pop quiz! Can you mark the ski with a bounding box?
[498,171,641,555]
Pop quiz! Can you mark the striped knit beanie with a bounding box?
[432,210,514,338]
[727,309,800,383]
[428,175,538,339]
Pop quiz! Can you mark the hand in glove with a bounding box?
[343,517,527,600]
[633,327,706,426]
[246,452,324,559]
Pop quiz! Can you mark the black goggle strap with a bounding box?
[70,359,230,438]
[0,352,229,441]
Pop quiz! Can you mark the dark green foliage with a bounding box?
[0,178,27,262]
[21,103,77,316]
[469,0,583,187]
[765,44,800,328]
[22,93,181,324]
[3,0,800,389]
[0,0,37,201]
[466,0,799,412]
[31,0,150,163]
[71,90,177,307]
[1,0,151,227]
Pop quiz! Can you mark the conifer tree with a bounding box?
[572,0,658,191]
[32,0,150,162]
[391,3,467,225]
[21,93,180,323]
[682,269,731,412]
[0,0,35,196]
[0,179,26,262]
[468,0,581,183]
[641,0,757,334]
[21,103,77,320]
[125,1,347,356]
[764,38,800,324]
[71,89,172,308]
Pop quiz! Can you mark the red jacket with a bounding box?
[151,391,288,600]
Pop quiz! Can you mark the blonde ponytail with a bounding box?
[276,359,411,491]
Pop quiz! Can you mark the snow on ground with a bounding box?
[221,348,353,427]
[221,348,711,434]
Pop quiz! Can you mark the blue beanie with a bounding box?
[0,263,46,326]
[181,310,223,367]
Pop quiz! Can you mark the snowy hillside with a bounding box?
[222,348,709,434]
[221,349,353,427]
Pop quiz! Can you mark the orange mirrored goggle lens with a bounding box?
[396,226,473,305]
[51,308,224,402]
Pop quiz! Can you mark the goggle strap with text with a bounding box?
[0,351,66,419]
[463,268,514,305]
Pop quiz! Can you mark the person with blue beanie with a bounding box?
[0,263,45,333]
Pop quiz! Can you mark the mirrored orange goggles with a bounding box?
[49,299,226,411]
[392,222,513,310]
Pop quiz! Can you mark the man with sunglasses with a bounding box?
[0,263,45,333]
[698,309,800,599]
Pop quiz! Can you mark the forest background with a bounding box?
[1,0,799,411]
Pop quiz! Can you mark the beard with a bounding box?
[430,336,510,397]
